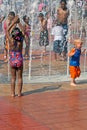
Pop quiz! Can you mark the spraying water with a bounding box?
[0,0,86,83]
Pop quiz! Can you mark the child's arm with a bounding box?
[0,16,5,23]
[8,15,24,35]
[41,19,47,31]
[17,19,24,36]
[8,15,19,32]
[68,48,76,57]
[81,49,86,55]
[51,27,54,41]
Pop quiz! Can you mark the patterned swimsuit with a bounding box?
[9,41,23,68]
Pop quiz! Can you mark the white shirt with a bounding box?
[51,25,64,41]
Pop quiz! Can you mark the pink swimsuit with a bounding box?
[10,51,23,68]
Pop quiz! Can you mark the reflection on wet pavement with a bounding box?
[1,89,87,130]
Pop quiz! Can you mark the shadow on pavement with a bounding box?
[23,84,62,96]
[77,79,87,85]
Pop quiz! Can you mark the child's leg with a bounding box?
[54,52,57,61]
[44,46,46,52]
[24,44,29,58]
[11,67,16,96]
[4,39,9,62]
[24,39,30,57]
[53,40,60,61]
[70,78,76,86]
[69,66,77,86]
[43,46,46,53]
[4,49,8,61]
[17,66,23,96]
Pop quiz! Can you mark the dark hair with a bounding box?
[60,0,67,4]
[38,13,44,17]
[23,15,27,21]
[56,22,61,26]
[11,27,24,42]
[23,15,29,22]
[8,11,15,17]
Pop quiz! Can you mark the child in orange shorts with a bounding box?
[68,39,86,86]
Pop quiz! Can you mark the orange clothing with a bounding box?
[69,66,81,79]
[68,48,76,56]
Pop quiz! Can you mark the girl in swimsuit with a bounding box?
[9,27,24,97]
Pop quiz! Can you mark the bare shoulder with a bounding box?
[44,18,47,22]
[43,19,47,24]
[57,7,61,12]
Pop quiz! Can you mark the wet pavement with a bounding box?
[0,81,87,130]
[0,48,87,130]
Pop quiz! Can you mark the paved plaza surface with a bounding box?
[0,80,87,130]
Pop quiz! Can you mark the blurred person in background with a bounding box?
[38,0,45,12]
[3,11,16,62]
[46,11,52,38]
[23,15,31,59]
[57,0,69,60]
[38,13,49,53]
[51,22,64,61]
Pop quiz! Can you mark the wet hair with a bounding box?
[8,11,15,17]
[23,15,29,22]
[38,13,44,17]
[56,22,61,26]
[60,0,67,4]
[11,27,24,42]
[23,15,27,21]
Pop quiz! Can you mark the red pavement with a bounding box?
[0,97,50,130]
[1,89,87,130]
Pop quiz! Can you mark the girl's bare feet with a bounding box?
[11,94,15,97]
[18,93,23,97]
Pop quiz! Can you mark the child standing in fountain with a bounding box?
[51,22,64,61]
[6,15,24,97]
[9,27,24,97]
[68,39,86,86]
[23,15,31,58]
[57,0,69,60]
[38,13,49,53]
